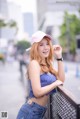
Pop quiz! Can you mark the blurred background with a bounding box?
[0,0,80,119]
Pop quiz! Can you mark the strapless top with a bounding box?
[28,72,57,98]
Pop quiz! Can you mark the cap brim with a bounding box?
[26,47,31,52]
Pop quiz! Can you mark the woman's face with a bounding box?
[38,38,50,59]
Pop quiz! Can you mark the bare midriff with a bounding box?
[28,95,49,106]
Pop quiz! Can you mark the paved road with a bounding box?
[54,60,80,100]
[0,61,27,119]
[64,61,80,100]
[0,60,80,119]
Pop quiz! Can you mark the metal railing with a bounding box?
[44,86,80,119]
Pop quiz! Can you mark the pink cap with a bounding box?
[31,31,52,44]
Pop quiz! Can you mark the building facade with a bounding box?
[36,0,80,43]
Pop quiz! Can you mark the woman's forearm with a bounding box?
[33,80,63,98]
[57,61,65,82]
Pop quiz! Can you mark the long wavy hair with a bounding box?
[30,37,58,77]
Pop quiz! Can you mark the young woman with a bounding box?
[17,31,65,119]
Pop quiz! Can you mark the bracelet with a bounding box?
[56,57,63,61]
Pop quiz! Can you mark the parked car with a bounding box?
[0,48,6,63]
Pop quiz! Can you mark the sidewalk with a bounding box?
[0,61,27,119]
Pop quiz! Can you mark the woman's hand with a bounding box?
[53,45,62,59]
[55,80,63,86]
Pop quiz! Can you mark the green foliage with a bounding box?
[8,20,17,27]
[16,40,31,54]
[70,39,76,54]
[8,20,18,34]
[0,19,18,35]
[0,20,7,27]
[59,11,80,54]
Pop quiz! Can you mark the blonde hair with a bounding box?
[30,37,58,77]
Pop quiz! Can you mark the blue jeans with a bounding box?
[16,101,47,119]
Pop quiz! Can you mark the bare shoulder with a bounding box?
[29,60,40,70]
[29,60,39,66]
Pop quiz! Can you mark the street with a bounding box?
[0,60,80,119]
[64,61,80,100]
[0,61,27,119]
[54,60,80,100]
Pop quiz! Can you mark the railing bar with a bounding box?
[57,86,80,106]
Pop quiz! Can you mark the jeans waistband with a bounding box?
[27,99,47,110]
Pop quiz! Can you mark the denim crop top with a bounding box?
[28,72,57,98]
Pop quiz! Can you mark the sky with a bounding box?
[7,0,37,13]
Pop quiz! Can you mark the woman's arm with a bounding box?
[53,45,65,82]
[28,60,63,98]
[57,61,65,82]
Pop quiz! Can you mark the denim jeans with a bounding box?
[16,101,47,119]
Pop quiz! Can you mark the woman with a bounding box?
[17,31,65,119]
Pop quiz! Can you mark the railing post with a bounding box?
[77,104,80,119]
[49,95,52,119]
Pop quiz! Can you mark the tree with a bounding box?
[16,40,31,54]
[0,20,7,27]
[0,19,18,36]
[0,19,7,38]
[59,12,80,54]
[7,19,18,35]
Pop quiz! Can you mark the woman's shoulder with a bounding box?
[29,60,40,68]
[28,60,41,75]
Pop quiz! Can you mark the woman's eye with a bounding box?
[40,44,43,46]
[39,42,49,46]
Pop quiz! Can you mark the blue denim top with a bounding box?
[28,72,57,98]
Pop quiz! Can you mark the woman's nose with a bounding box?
[44,45,48,49]
[44,44,47,49]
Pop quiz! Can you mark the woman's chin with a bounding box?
[43,55,49,58]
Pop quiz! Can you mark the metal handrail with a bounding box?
[44,86,80,119]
